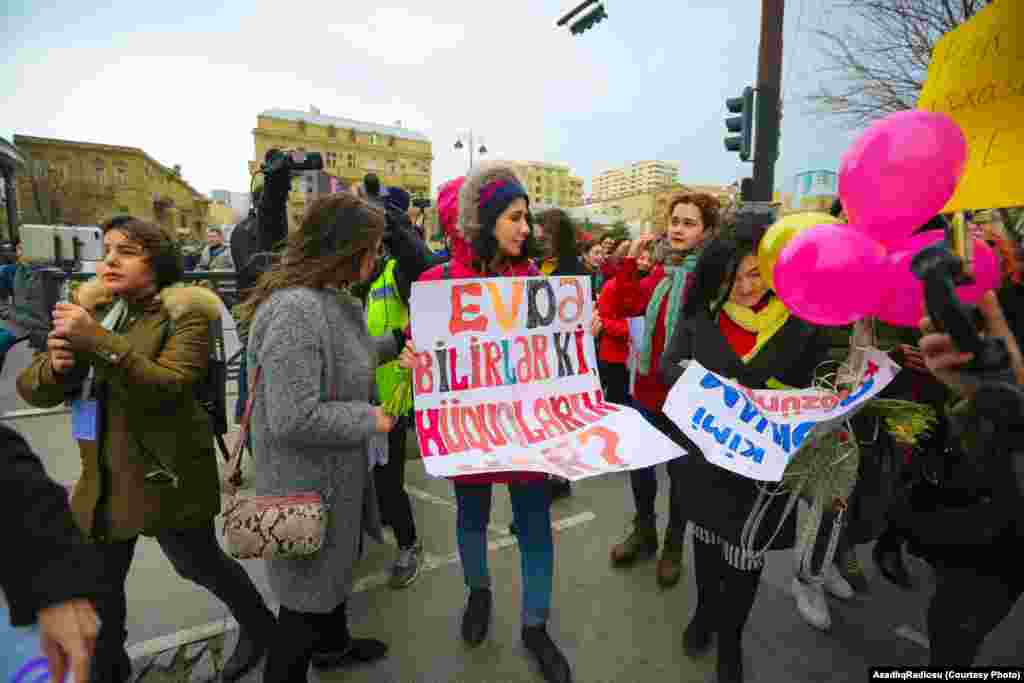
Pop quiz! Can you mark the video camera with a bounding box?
[260,149,324,176]
[910,215,1024,504]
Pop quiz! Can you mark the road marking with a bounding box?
[125,509,596,661]
[405,484,506,535]
[894,624,930,650]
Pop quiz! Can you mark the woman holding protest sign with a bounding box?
[660,219,829,683]
[601,193,720,587]
[398,162,572,683]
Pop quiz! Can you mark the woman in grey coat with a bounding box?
[236,193,402,682]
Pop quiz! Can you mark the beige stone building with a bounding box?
[13,135,211,238]
[250,107,433,230]
[592,160,679,201]
[508,161,584,208]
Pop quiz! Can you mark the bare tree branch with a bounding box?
[806,0,994,129]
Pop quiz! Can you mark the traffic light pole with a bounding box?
[750,0,785,203]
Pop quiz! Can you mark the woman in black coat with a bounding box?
[660,225,829,683]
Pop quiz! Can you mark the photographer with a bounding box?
[909,291,1024,666]
[350,185,433,589]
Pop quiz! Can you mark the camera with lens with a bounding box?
[412,197,432,210]
[259,149,324,176]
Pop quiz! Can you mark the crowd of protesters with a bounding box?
[3,160,1022,683]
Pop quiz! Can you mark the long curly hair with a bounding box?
[538,208,584,273]
[236,193,385,326]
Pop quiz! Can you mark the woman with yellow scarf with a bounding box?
[660,221,829,683]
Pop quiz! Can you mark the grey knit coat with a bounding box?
[246,286,398,613]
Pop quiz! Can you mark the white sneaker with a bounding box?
[792,577,831,631]
[824,562,855,600]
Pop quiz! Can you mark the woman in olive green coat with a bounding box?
[17,216,274,683]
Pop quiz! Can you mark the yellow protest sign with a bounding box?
[917,0,1024,212]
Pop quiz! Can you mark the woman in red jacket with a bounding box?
[600,193,721,587]
[401,162,571,683]
[594,240,656,405]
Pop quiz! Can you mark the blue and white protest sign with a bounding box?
[662,349,900,481]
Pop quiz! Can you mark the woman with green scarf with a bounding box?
[660,223,829,683]
[603,193,720,587]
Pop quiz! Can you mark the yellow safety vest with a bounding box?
[366,259,410,403]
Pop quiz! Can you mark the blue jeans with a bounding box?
[454,482,553,627]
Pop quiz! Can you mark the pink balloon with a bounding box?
[774,224,887,326]
[874,231,1003,327]
[839,111,967,246]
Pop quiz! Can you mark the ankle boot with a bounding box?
[522,624,572,683]
[610,517,658,567]
[461,588,492,647]
[656,527,685,587]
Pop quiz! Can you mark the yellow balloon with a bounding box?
[758,212,841,290]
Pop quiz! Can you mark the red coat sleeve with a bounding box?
[597,280,630,341]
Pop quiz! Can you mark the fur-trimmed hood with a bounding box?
[457,161,528,249]
[75,278,223,322]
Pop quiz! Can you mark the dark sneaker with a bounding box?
[389,541,423,589]
[461,588,492,647]
[522,624,572,683]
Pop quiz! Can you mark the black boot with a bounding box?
[684,535,722,657]
[222,608,276,682]
[461,588,492,647]
[522,624,572,683]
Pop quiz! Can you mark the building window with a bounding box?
[369,134,380,146]
[181,214,187,228]
[347,153,356,169]
[327,152,337,168]
[33,160,49,179]
[388,160,397,175]
[297,120,306,133]
[118,206,130,214]
[349,130,357,142]
[328,125,337,138]
[94,159,106,185]
[115,166,128,185]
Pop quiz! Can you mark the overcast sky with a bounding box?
[2,0,861,199]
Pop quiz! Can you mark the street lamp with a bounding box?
[455,130,487,170]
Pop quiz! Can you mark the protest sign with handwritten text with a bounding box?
[662,350,899,482]
[917,0,1023,212]
[409,276,684,480]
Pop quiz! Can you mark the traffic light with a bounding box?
[570,3,607,35]
[724,86,755,162]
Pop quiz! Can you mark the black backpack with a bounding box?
[160,316,231,460]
